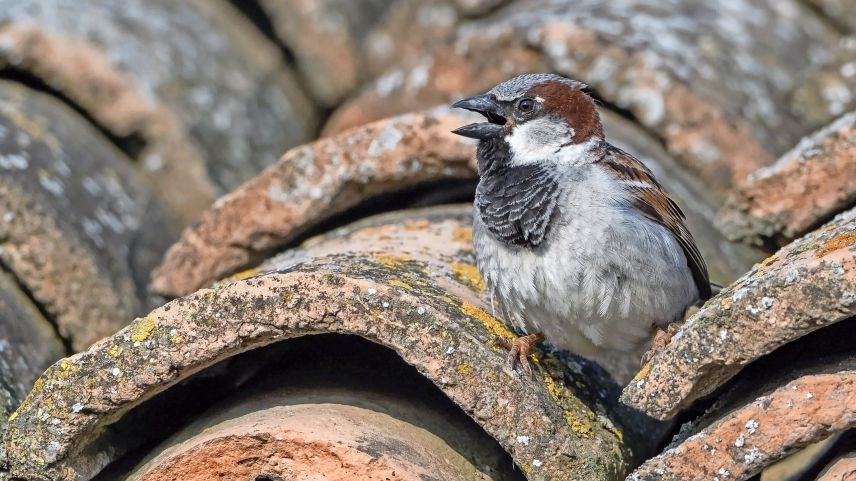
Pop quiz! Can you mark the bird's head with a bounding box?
[451,73,603,167]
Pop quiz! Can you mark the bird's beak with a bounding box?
[451,94,506,140]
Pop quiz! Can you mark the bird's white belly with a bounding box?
[473,195,697,356]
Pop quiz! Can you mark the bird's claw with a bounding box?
[495,332,544,375]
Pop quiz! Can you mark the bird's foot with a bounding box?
[641,323,680,366]
[495,332,544,375]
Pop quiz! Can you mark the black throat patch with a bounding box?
[475,138,563,248]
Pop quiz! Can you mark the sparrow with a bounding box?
[451,73,715,373]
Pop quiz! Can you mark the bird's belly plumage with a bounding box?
[473,176,698,356]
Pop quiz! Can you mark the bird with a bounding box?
[450,73,715,374]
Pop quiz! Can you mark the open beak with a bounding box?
[451,94,506,140]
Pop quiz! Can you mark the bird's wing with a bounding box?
[598,145,711,300]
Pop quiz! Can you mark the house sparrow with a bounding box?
[451,74,714,373]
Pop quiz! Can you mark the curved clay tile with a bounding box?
[718,111,856,246]
[7,207,657,481]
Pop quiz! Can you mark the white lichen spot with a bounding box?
[806,392,813,400]
[82,218,105,248]
[407,56,434,92]
[719,329,728,341]
[624,87,665,126]
[309,187,323,200]
[367,288,377,296]
[143,152,165,172]
[830,261,846,276]
[516,435,530,446]
[735,435,745,448]
[375,70,405,97]
[745,419,759,434]
[842,291,855,307]
[95,207,126,234]
[367,124,404,156]
[446,347,455,355]
[267,183,292,203]
[743,447,763,464]
[416,306,426,315]
[761,297,774,310]
[111,367,122,377]
[732,288,749,302]
[784,269,801,284]
[823,82,852,116]
[719,468,731,477]
[0,152,28,170]
[39,171,64,196]
[71,403,84,413]
[416,3,456,28]
[689,140,721,164]
[381,301,390,308]
[532,459,542,468]
[3,212,13,223]
[82,177,102,196]
[746,304,761,316]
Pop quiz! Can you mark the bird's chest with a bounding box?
[473,172,624,313]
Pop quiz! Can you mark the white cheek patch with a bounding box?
[505,117,573,166]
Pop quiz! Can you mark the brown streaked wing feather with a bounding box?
[600,146,712,300]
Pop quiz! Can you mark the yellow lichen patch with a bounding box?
[404,219,430,230]
[169,332,184,344]
[54,359,75,380]
[130,317,157,343]
[440,295,459,306]
[816,230,856,258]
[451,261,485,292]
[543,372,563,402]
[631,363,651,383]
[611,427,624,443]
[388,278,412,290]
[569,417,593,436]
[455,362,474,377]
[106,344,121,358]
[371,253,414,268]
[459,301,515,339]
[791,239,819,255]
[350,224,395,239]
[758,254,779,268]
[226,267,260,283]
[452,226,473,244]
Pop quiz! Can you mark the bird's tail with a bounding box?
[709,282,724,297]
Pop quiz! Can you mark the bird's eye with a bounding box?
[517,98,535,112]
